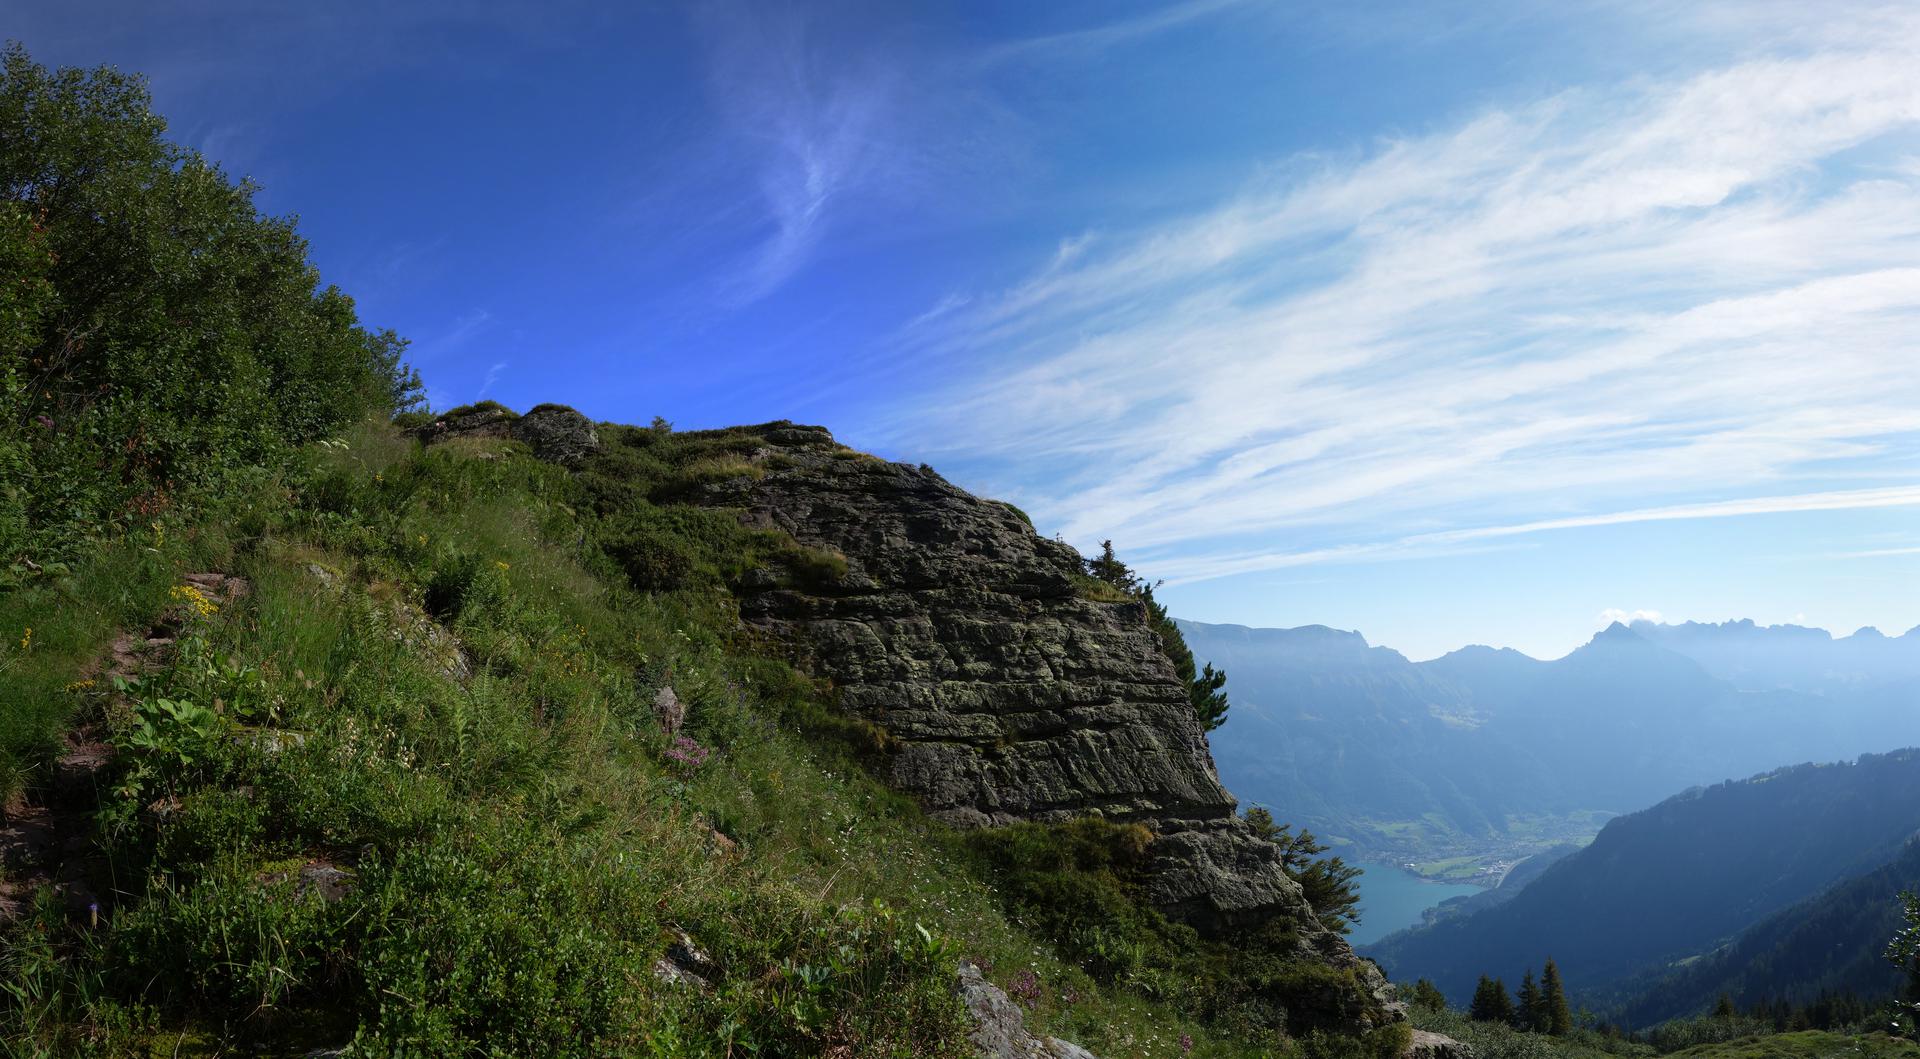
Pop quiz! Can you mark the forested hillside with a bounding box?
[1363,750,1920,1008]
[1612,839,1920,1026]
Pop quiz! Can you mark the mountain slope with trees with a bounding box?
[1362,750,1920,1008]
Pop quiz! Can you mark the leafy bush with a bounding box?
[0,43,420,565]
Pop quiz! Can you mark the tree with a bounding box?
[1541,958,1574,1036]
[1084,540,1139,592]
[1411,979,1448,1012]
[1240,807,1364,934]
[1190,661,1229,731]
[1516,968,1543,1031]
[1082,540,1230,731]
[1470,976,1515,1024]
[1712,993,1737,1020]
[0,43,420,564]
[1889,890,1920,1038]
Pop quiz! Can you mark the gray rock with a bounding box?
[416,402,599,465]
[954,962,1100,1059]
[514,404,600,465]
[691,424,1360,954]
[653,685,685,736]
[653,927,717,993]
[1406,1029,1473,1059]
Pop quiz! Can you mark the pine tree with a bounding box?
[1516,968,1542,1031]
[1411,979,1448,1012]
[1084,540,1139,592]
[1542,958,1574,1036]
[1470,976,1515,1024]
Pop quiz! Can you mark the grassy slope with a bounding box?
[0,421,1297,1058]
[1671,1032,1920,1059]
[4,420,1913,1059]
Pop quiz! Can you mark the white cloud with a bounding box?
[1599,608,1664,626]
[476,361,508,400]
[884,7,1920,580]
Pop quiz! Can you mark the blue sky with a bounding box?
[14,0,1919,659]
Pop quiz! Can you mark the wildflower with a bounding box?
[1181,1033,1194,1054]
[494,560,510,571]
[88,901,99,927]
[169,584,219,618]
[64,679,95,693]
[33,414,53,430]
[18,627,31,651]
[1007,968,1042,1008]
[663,734,711,772]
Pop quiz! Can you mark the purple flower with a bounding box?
[1007,968,1042,1008]
[1180,1033,1194,1054]
[34,414,54,430]
[663,734,711,772]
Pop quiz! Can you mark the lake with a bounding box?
[1346,861,1482,945]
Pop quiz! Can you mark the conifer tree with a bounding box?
[1470,976,1515,1024]
[1516,968,1542,1031]
[1542,958,1574,1036]
[1889,890,1920,1038]
[1411,979,1448,1011]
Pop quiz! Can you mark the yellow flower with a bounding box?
[494,561,511,571]
[169,584,219,618]
[18,627,30,651]
[64,679,95,693]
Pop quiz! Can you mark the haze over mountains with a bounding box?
[1361,750,1920,1018]
[1180,617,1920,867]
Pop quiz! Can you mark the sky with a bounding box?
[11,0,1919,659]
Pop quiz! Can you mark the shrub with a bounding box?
[0,43,420,565]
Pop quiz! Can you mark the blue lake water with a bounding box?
[1346,862,1482,946]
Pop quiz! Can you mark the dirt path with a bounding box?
[0,573,249,924]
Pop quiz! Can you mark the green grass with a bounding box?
[6,419,1896,1058]
[0,421,1395,1058]
[1411,856,1484,881]
[1670,1031,1919,1058]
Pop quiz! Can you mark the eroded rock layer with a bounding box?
[695,424,1340,942]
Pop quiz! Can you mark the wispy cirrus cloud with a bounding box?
[690,3,935,305]
[886,4,1920,581]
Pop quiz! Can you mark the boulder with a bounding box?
[954,962,1099,1059]
[416,402,598,465]
[1406,1030,1473,1059]
[514,403,599,465]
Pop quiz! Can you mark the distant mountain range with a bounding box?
[1180,617,1920,865]
[1359,749,1920,1019]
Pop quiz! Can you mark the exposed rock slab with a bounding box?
[1406,1029,1473,1059]
[692,424,1352,949]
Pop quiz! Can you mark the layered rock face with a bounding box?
[417,402,599,465]
[696,424,1353,950]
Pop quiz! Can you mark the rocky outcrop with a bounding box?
[692,424,1367,968]
[417,402,599,465]
[955,962,1099,1059]
[1406,1030,1473,1059]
